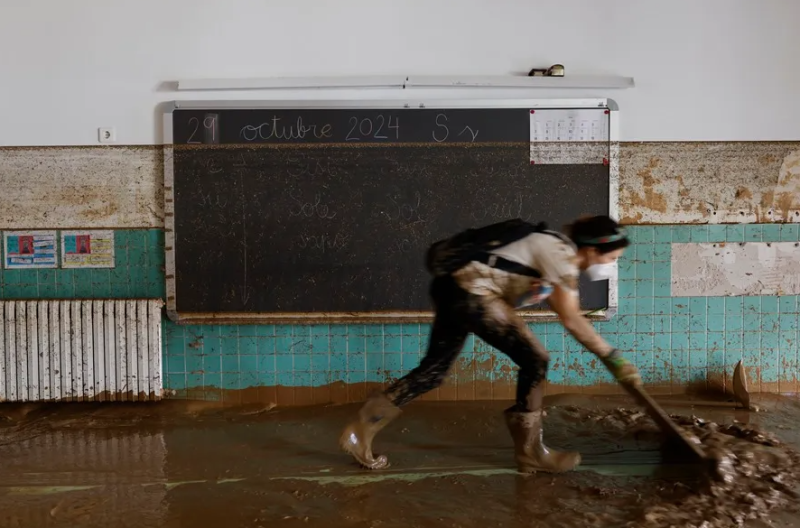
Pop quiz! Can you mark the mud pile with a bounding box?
[559,406,800,528]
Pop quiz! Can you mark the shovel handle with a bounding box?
[622,383,708,463]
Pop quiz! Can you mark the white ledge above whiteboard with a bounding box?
[176,74,634,92]
[406,75,633,89]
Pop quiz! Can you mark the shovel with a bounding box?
[619,377,723,480]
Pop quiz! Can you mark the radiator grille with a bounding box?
[0,299,163,402]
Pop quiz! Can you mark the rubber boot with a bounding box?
[504,408,581,473]
[340,393,402,470]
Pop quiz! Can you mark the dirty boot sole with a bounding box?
[339,426,391,470]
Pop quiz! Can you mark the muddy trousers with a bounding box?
[385,276,550,413]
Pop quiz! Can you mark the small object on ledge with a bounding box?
[528,64,565,77]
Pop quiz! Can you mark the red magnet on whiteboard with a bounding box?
[604,110,610,114]
[530,160,536,165]
[530,110,535,114]
[602,158,609,165]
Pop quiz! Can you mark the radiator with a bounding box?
[0,299,164,402]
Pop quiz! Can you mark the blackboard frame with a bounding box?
[162,98,620,324]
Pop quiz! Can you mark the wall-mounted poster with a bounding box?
[61,230,115,268]
[3,231,58,269]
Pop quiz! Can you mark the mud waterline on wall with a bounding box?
[1,143,799,229]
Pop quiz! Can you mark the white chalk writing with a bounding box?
[459,125,479,142]
[286,157,333,177]
[389,191,421,222]
[288,191,337,220]
[346,115,400,141]
[197,192,227,208]
[297,233,350,252]
[387,238,413,255]
[240,116,333,142]
[187,115,218,144]
[380,158,430,178]
[432,114,449,142]
[432,113,480,143]
[375,191,423,223]
[471,195,525,221]
[238,172,251,305]
[200,158,222,174]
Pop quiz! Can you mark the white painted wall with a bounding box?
[2,0,798,146]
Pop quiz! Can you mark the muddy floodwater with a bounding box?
[1,394,800,528]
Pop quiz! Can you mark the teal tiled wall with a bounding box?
[3,225,799,394]
[0,230,165,299]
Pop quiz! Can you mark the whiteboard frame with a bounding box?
[162,98,620,324]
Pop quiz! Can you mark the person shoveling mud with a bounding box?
[340,215,642,472]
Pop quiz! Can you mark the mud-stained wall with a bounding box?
[0,147,163,229]
[2,143,800,229]
[619,142,800,224]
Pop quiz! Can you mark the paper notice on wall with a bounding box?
[529,108,610,164]
[61,230,115,268]
[671,242,800,296]
[3,231,58,269]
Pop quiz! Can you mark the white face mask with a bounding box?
[585,262,615,282]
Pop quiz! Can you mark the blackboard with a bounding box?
[164,102,615,323]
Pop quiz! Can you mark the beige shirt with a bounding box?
[452,231,580,307]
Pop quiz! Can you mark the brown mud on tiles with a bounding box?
[1,396,800,528]
[164,379,636,408]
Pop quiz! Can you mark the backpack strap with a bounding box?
[471,224,572,279]
[472,253,543,278]
[473,222,547,278]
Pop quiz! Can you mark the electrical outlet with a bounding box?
[98,127,116,143]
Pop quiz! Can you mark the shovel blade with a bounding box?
[733,360,750,409]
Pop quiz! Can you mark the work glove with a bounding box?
[600,349,642,387]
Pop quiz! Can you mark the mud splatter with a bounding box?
[735,187,753,200]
